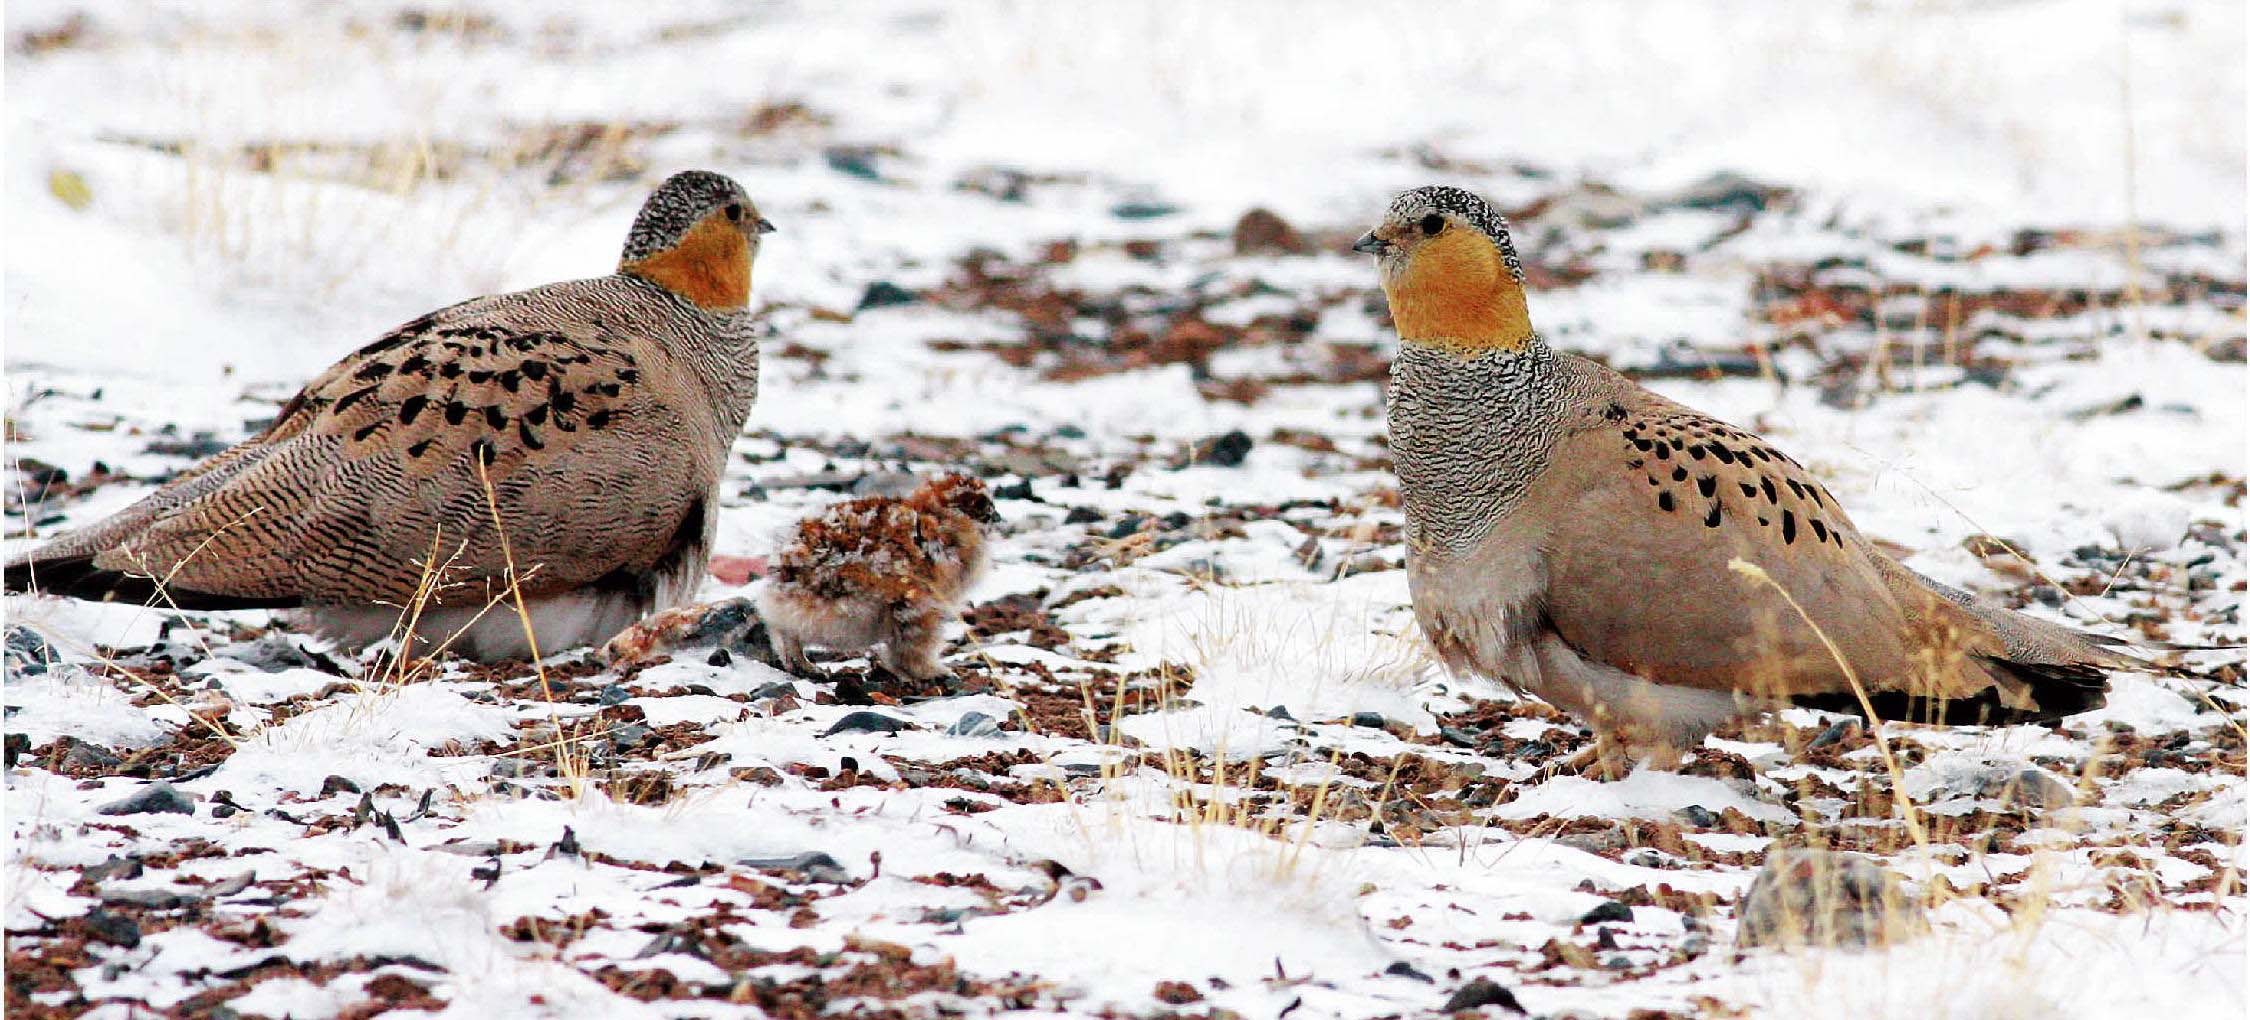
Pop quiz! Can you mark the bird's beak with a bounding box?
[755,217,777,235]
[1350,231,1388,255]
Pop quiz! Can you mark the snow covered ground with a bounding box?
[5,2,2244,1018]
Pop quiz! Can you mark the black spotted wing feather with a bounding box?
[1536,386,2008,703]
[75,277,720,606]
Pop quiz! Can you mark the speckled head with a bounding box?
[619,170,774,310]
[1353,185,1535,353]
[917,474,1001,525]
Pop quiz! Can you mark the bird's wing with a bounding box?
[61,278,719,606]
[1530,384,2015,707]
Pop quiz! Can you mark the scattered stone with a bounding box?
[1673,804,1720,828]
[947,712,1003,738]
[1809,717,1862,748]
[6,626,57,676]
[319,775,360,797]
[1981,768,2077,810]
[1383,960,1434,983]
[1264,705,1296,722]
[822,145,883,181]
[1349,711,1389,729]
[1110,200,1179,220]
[102,887,191,909]
[824,711,912,736]
[742,851,852,884]
[4,732,26,768]
[96,782,194,816]
[609,723,652,751]
[1440,976,1523,1013]
[83,909,142,948]
[1439,727,1480,748]
[1579,900,1633,925]
[1233,207,1307,255]
[144,431,230,458]
[84,855,144,883]
[1737,848,1928,950]
[1556,826,1627,854]
[596,684,631,706]
[856,281,919,311]
[1064,505,1103,525]
[1192,429,1254,467]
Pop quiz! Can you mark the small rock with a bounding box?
[1064,505,1103,525]
[609,723,652,751]
[1809,717,1862,748]
[596,684,631,706]
[1439,727,1480,748]
[946,712,1003,738]
[1556,826,1627,854]
[1264,705,1296,722]
[1982,768,2077,810]
[750,681,800,701]
[58,734,123,765]
[82,909,142,949]
[144,432,229,458]
[1439,976,1523,1013]
[318,775,361,797]
[742,851,852,884]
[1737,848,1927,950]
[823,711,911,737]
[1233,207,1306,255]
[1383,960,1434,983]
[1673,804,1720,828]
[101,887,190,910]
[1110,200,1179,220]
[84,855,144,883]
[850,471,923,498]
[1579,900,1633,925]
[6,626,57,676]
[856,281,919,311]
[96,782,194,816]
[992,477,1036,502]
[3,732,27,767]
[1349,711,1389,729]
[822,145,883,181]
[1192,429,1254,468]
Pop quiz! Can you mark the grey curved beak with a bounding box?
[755,217,777,235]
[1350,231,1387,255]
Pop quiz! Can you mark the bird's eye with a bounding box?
[725,203,745,223]
[1418,213,1445,236]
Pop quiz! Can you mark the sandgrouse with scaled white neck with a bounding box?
[5,170,776,662]
[1355,185,2145,770]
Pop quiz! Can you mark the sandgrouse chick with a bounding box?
[1355,185,2144,770]
[758,475,1001,680]
[5,170,776,662]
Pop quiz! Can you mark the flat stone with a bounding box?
[1738,848,1927,950]
[946,712,1003,738]
[96,782,193,816]
[1439,976,1523,1013]
[823,711,911,737]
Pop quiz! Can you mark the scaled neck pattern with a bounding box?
[618,273,764,430]
[1386,334,1572,557]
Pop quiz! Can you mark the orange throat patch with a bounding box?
[1382,228,1535,353]
[622,214,752,310]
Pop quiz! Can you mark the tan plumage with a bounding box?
[758,475,1000,680]
[6,170,776,662]
[1356,185,2140,766]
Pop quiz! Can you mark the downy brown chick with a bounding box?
[758,475,1000,680]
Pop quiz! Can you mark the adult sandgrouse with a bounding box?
[5,170,775,662]
[1354,184,2139,768]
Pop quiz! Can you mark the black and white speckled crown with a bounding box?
[1388,185,1524,284]
[619,170,752,262]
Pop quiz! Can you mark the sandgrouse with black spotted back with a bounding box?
[1354,185,2142,767]
[5,170,776,662]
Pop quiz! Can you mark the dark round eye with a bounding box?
[1418,212,1445,236]
[724,202,744,223]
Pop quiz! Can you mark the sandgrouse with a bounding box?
[5,170,776,662]
[759,475,1000,680]
[1355,185,2142,769]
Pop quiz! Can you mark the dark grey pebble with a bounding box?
[83,909,142,948]
[1193,429,1254,467]
[1674,804,1720,828]
[96,783,193,816]
[741,851,851,884]
[823,711,911,736]
[856,281,919,310]
[946,712,1003,738]
[1383,960,1434,983]
[1439,976,1523,1013]
[1580,900,1633,925]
